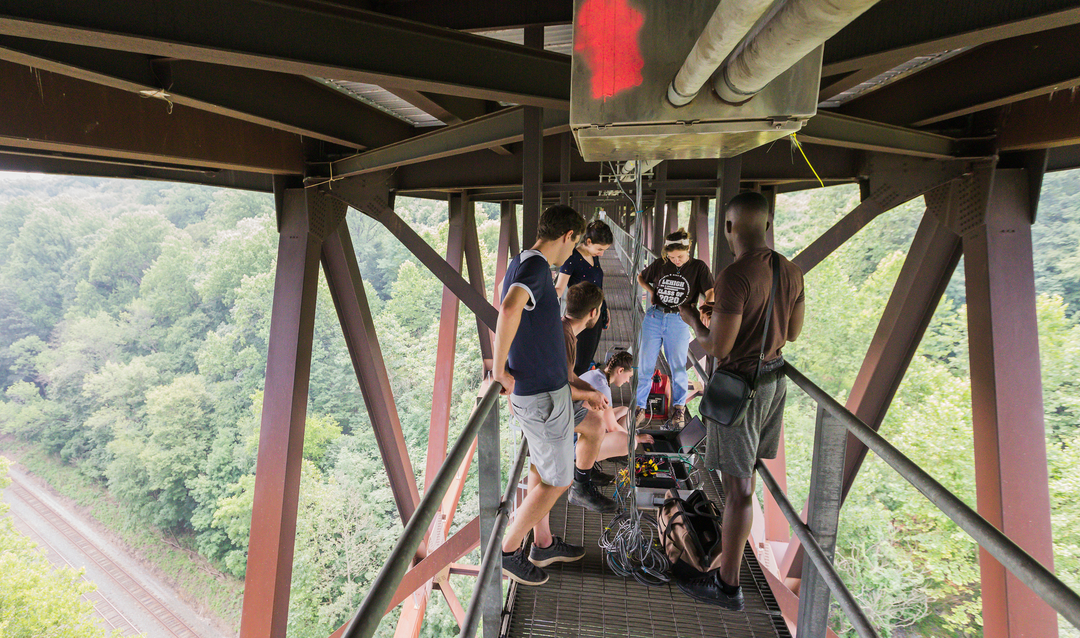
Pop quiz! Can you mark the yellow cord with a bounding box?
[791,133,824,188]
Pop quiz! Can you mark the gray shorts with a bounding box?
[704,371,786,479]
[510,385,575,487]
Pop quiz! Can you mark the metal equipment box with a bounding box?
[570,0,822,162]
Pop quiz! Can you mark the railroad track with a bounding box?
[8,509,142,636]
[5,478,204,638]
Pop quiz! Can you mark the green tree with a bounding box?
[0,457,124,638]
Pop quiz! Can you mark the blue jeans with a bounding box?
[636,306,691,408]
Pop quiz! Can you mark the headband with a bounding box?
[665,238,688,247]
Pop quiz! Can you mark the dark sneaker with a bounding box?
[568,479,620,514]
[676,572,745,611]
[590,463,615,486]
[503,547,548,586]
[669,405,687,430]
[529,536,586,567]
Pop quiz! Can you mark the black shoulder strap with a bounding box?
[750,251,781,393]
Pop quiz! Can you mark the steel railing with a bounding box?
[782,364,1080,631]
[342,381,513,638]
[600,223,1080,635]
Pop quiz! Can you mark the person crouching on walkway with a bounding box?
[494,205,614,587]
[635,228,713,429]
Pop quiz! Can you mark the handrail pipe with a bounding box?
[342,382,503,638]
[785,364,1080,630]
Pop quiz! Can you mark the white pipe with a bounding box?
[666,0,775,107]
[715,0,882,104]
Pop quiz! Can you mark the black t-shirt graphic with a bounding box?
[640,257,713,310]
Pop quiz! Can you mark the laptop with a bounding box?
[639,416,707,456]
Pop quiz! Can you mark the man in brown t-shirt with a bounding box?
[678,192,805,610]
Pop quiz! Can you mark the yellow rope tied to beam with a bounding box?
[790,133,824,188]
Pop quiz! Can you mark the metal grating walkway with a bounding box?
[504,467,790,638]
[505,250,789,638]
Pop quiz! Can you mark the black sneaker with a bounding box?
[676,571,745,611]
[590,463,615,486]
[568,479,620,514]
[502,547,548,586]
[529,536,586,567]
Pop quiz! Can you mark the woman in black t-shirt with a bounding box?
[635,228,713,429]
[556,220,613,376]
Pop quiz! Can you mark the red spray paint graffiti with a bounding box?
[575,0,645,100]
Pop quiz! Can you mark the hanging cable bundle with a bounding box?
[595,160,671,587]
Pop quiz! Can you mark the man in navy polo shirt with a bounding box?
[494,205,617,586]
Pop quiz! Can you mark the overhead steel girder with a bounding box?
[0,148,274,191]
[0,0,571,109]
[0,36,415,151]
[0,59,305,174]
[323,173,500,331]
[823,0,1080,77]
[327,107,570,180]
[799,112,969,159]
[998,92,1080,152]
[836,23,1080,128]
[792,155,971,273]
[388,136,864,194]
[373,0,572,32]
[320,110,971,185]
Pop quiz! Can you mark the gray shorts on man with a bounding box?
[510,384,576,487]
[704,370,786,478]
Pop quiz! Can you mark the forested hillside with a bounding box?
[0,171,1077,637]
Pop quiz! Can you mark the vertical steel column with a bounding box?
[477,378,502,638]
[521,25,544,247]
[652,162,668,254]
[322,223,421,525]
[425,193,467,489]
[759,189,788,545]
[691,197,710,262]
[797,405,849,637]
[665,200,680,235]
[713,156,741,274]
[241,188,328,638]
[963,168,1058,638]
[462,196,493,369]
[509,203,521,256]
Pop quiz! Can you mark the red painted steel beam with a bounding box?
[822,2,1080,77]
[0,0,571,109]
[241,188,328,638]
[792,156,969,274]
[321,222,421,524]
[521,25,544,248]
[712,156,742,275]
[998,91,1080,151]
[424,193,467,491]
[781,199,962,580]
[652,162,668,255]
[963,168,1058,638]
[385,517,482,614]
[0,36,415,151]
[691,197,710,263]
[0,58,304,175]
[836,23,1080,127]
[325,176,499,330]
[462,198,494,366]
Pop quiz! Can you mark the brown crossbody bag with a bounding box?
[698,251,779,428]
